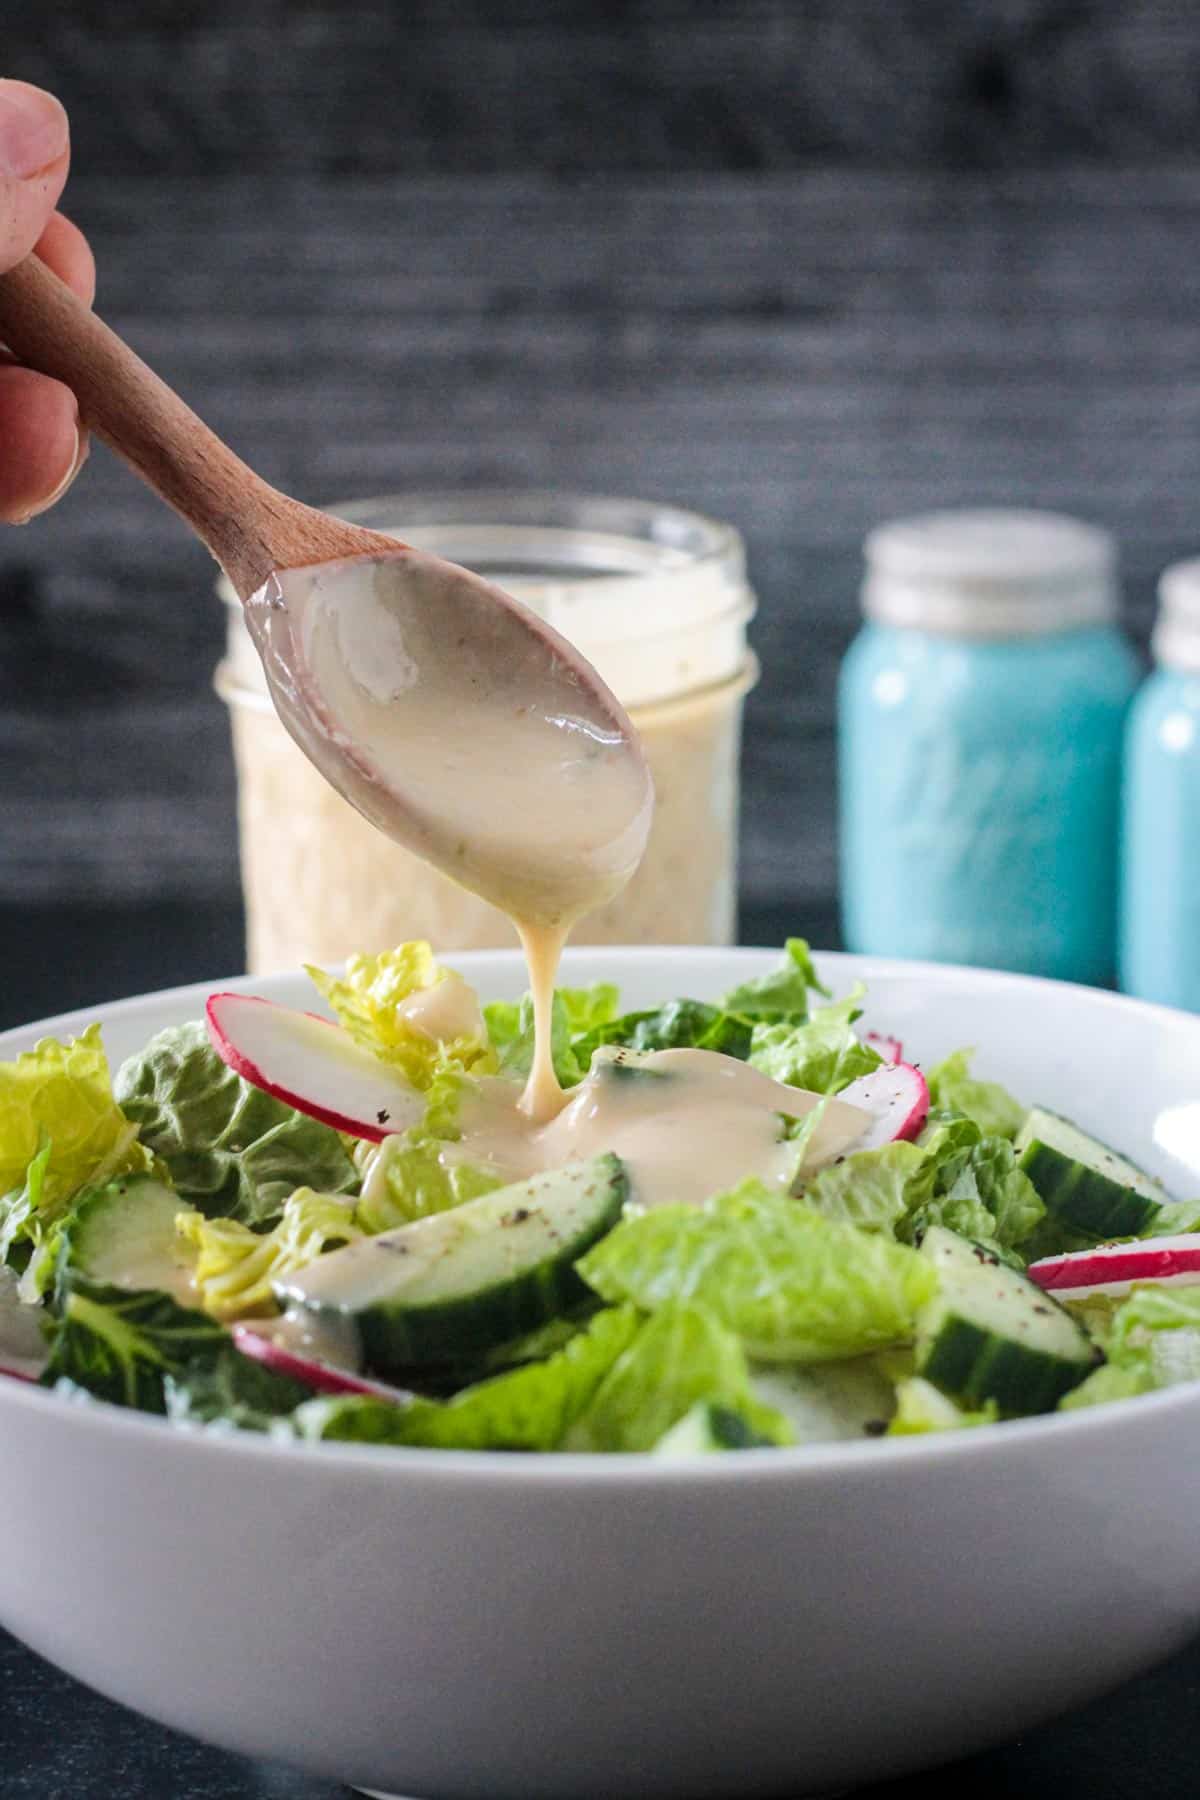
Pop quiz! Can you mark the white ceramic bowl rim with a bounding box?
[7,946,1200,1486]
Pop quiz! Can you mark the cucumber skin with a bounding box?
[317,1160,629,1375]
[920,1313,1098,1416]
[1018,1139,1162,1241]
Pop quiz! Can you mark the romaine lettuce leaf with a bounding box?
[41,1282,226,1412]
[1059,1290,1200,1411]
[177,1187,362,1319]
[116,1023,358,1227]
[290,1305,642,1450]
[566,1300,791,1452]
[0,1028,148,1279]
[801,1142,928,1234]
[165,1344,313,1430]
[484,989,590,1087]
[354,1132,501,1234]
[720,938,829,1021]
[572,999,753,1066]
[578,1180,937,1362]
[0,1137,52,1269]
[748,990,882,1095]
[307,943,494,1088]
[926,1050,1026,1141]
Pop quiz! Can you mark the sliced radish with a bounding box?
[865,1031,903,1066]
[206,993,424,1142]
[838,1062,929,1150]
[1028,1235,1200,1301]
[232,1323,410,1402]
[0,1361,40,1385]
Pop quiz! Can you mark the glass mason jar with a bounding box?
[215,491,758,973]
[839,509,1139,983]
[1120,558,1200,1010]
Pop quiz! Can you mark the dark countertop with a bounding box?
[1,897,1197,1797]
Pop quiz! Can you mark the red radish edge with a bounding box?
[0,1362,38,1385]
[1029,1235,1200,1296]
[232,1324,408,1403]
[837,1062,930,1149]
[206,992,395,1143]
[865,1031,904,1065]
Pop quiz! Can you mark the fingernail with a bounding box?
[0,81,68,180]
[16,422,85,523]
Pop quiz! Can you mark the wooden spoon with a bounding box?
[0,255,653,928]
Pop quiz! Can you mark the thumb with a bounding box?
[0,81,69,275]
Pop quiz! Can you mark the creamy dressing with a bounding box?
[397,971,487,1045]
[442,1048,871,1211]
[250,1306,364,1372]
[245,547,856,1222]
[245,549,653,1119]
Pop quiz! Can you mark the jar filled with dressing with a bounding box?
[216,491,757,972]
[1120,558,1200,1010]
[839,508,1138,983]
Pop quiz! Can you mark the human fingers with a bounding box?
[0,364,86,523]
[0,80,70,272]
[33,209,95,305]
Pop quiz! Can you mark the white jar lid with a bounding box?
[862,508,1118,638]
[1152,557,1200,673]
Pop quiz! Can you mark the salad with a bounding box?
[1,939,1197,1455]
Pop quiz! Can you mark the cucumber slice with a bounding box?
[275,1154,628,1373]
[652,1401,778,1456]
[1016,1108,1165,1241]
[916,1227,1100,1414]
[59,1175,196,1302]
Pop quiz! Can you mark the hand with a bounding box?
[0,79,93,524]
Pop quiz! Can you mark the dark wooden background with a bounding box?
[5,0,1200,991]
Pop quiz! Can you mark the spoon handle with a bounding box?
[0,254,388,596]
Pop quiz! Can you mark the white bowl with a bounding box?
[4,947,1200,1800]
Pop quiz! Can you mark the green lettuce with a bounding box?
[566,1301,792,1452]
[176,1187,362,1320]
[720,938,829,1021]
[115,1023,358,1227]
[748,991,881,1095]
[801,1142,928,1234]
[290,1305,642,1451]
[306,943,494,1088]
[578,1180,937,1363]
[484,989,594,1087]
[0,1029,149,1276]
[572,998,753,1066]
[1059,1289,1200,1412]
[42,1282,226,1412]
[165,1345,314,1431]
[354,1132,501,1234]
[926,1050,1026,1141]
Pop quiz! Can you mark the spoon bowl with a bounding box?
[0,254,652,922]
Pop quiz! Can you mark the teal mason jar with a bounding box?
[1120,559,1200,1010]
[839,510,1138,982]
